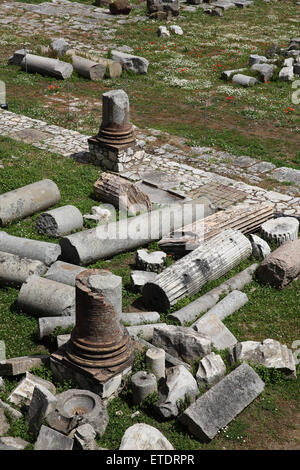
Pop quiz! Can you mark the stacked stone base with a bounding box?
[50,340,140,399]
[88,136,145,172]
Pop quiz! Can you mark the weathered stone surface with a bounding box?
[72,55,106,81]
[168,264,258,325]
[85,270,122,317]
[261,217,299,245]
[119,423,174,450]
[146,348,165,380]
[136,249,166,273]
[249,234,271,259]
[0,180,60,227]
[193,313,237,350]
[0,377,4,391]
[251,63,276,82]
[46,389,109,436]
[111,50,149,74]
[0,341,5,362]
[0,232,61,267]
[0,436,29,450]
[0,407,10,436]
[147,0,179,18]
[21,54,73,80]
[248,54,268,66]
[0,251,47,287]
[51,38,70,56]
[196,352,226,388]
[279,66,294,81]
[232,74,258,87]
[271,167,300,186]
[157,365,198,418]
[35,205,83,237]
[257,239,300,289]
[121,311,160,326]
[157,26,170,37]
[18,275,75,318]
[38,316,75,339]
[127,323,169,341]
[74,424,100,450]
[152,325,212,362]
[28,384,57,435]
[130,270,157,292]
[143,229,252,312]
[131,371,157,405]
[178,363,264,441]
[0,355,49,377]
[196,290,248,323]
[34,425,74,450]
[170,25,183,35]
[57,334,71,348]
[159,203,273,256]
[136,337,192,371]
[8,372,56,407]
[83,206,112,222]
[60,202,210,265]
[222,68,247,80]
[0,399,22,421]
[94,172,152,217]
[8,49,30,66]
[229,339,297,377]
[44,261,85,287]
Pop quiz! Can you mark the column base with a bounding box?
[50,339,140,399]
[88,136,145,172]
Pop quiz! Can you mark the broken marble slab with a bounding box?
[178,363,264,441]
[228,339,297,377]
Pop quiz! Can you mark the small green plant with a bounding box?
[177,394,192,414]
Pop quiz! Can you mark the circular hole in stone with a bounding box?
[63,395,96,417]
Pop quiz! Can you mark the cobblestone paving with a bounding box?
[1,109,299,217]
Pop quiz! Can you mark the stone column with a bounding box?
[88,90,144,172]
[65,269,134,370]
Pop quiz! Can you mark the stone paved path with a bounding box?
[1,108,299,217]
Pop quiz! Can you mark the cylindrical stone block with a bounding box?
[86,270,122,317]
[145,348,165,380]
[72,55,106,81]
[65,269,134,370]
[142,229,252,312]
[261,217,299,245]
[38,316,75,339]
[21,54,73,80]
[195,290,249,324]
[232,74,258,87]
[169,264,258,325]
[97,89,135,147]
[60,200,213,265]
[120,311,160,326]
[0,231,61,266]
[0,251,47,287]
[131,371,157,405]
[18,275,75,317]
[35,205,83,237]
[0,179,61,226]
[44,261,85,287]
[102,89,131,131]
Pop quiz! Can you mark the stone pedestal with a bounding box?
[88,89,144,172]
[50,269,138,398]
[88,137,144,172]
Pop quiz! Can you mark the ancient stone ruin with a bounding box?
[88,89,144,172]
